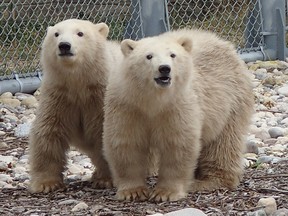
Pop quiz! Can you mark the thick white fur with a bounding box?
[103,29,254,201]
[29,19,123,193]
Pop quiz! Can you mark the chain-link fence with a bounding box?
[0,0,287,86]
[168,0,263,52]
[0,0,141,80]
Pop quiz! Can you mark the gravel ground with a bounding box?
[0,60,288,216]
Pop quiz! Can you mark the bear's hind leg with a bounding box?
[192,109,251,192]
[89,151,113,189]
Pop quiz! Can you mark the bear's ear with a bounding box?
[178,37,192,53]
[95,23,109,38]
[46,26,53,33]
[121,39,137,57]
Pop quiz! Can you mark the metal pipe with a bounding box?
[0,75,41,95]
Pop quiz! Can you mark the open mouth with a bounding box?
[154,76,171,87]
[58,52,74,57]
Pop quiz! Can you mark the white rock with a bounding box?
[149,214,164,216]
[14,122,32,137]
[280,117,288,125]
[0,174,13,183]
[0,142,8,149]
[257,197,277,216]
[271,144,286,152]
[67,164,83,175]
[5,114,19,122]
[0,161,8,171]
[0,155,15,164]
[277,86,288,96]
[21,96,38,108]
[0,131,6,136]
[165,208,207,216]
[247,209,267,216]
[0,92,13,99]
[255,129,271,141]
[15,92,33,100]
[58,199,79,205]
[0,181,8,188]
[13,166,27,174]
[268,127,284,138]
[71,202,89,212]
[0,98,21,107]
[272,208,288,216]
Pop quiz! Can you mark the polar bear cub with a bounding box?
[29,19,122,193]
[103,29,254,201]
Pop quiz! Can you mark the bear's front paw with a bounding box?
[149,187,187,202]
[117,186,149,201]
[29,179,65,193]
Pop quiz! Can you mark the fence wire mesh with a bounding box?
[0,0,269,81]
[168,0,264,52]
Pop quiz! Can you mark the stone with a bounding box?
[5,114,19,122]
[0,98,21,108]
[268,127,284,138]
[254,68,268,80]
[272,208,288,216]
[277,86,288,96]
[271,144,286,152]
[0,131,6,136]
[249,63,260,71]
[67,164,83,175]
[247,209,267,216]
[14,122,32,137]
[33,88,41,97]
[0,92,13,99]
[244,153,258,161]
[257,197,277,216]
[0,161,8,171]
[264,139,277,146]
[255,129,271,141]
[11,206,25,213]
[71,202,89,212]
[262,75,276,86]
[246,140,259,154]
[58,199,79,205]
[0,155,15,164]
[257,156,275,164]
[0,142,8,149]
[0,174,13,183]
[280,117,288,125]
[21,96,38,108]
[164,208,207,216]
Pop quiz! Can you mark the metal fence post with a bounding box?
[241,0,287,62]
[260,0,287,60]
[124,0,170,40]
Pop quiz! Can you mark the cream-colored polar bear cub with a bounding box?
[103,29,254,202]
[29,19,122,193]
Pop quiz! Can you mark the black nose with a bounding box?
[158,65,171,74]
[58,42,71,51]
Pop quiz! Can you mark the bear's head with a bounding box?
[120,36,192,90]
[41,19,109,68]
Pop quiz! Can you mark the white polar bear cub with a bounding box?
[103,29,254,202]
[29,19,123,193]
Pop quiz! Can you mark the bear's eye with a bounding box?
[77,32,84,37]
[146,54,153,60]
[54,32,59,37]
[170,53,176,58]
